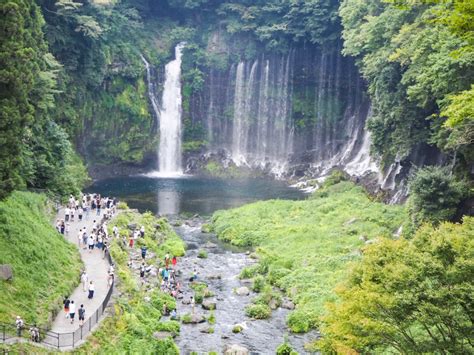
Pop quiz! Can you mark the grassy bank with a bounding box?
[74,206,185,354]
[211,181,407,333]
[0,191,82,327]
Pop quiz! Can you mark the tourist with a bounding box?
[170,309,177,320]
[81,271,88,292]
[129,234,134,248]
[78,207,83,222]
[15,316,24,337]
[65,207,70,222]
[78,305,85,326]
[82,229,88,249]
[65,222,70,235]
[88,234,95,252]
[113,225,118,237]
[140,263,146,278]
[127,258,133,268]
[165,253,170,268]
[70,207,75,222]
[77,228,83,246]
[29,324,40,342]
[191,296,195,315]
[141,245,148,260]
[102,240,109,260]
[172,256,177,268]
[69,301,76,324]
[97,202,101,216]
[63,296,70,318]
[140,225,145,238]
[108,264,114,286]
[60,221,65,235]
[97,234,103,250]
[88,281,95,299]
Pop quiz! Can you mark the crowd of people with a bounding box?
[13,194,119,342]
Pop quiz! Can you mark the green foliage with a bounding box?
[0,192,82,326]
[251,275,265,293]
[212,182,406,332]
[276,341,298,355]
[232,324,243,333]
[197,249,208,258]
[0,0,87,199]
[207,311,215,325]
[408,166,468,226]
[340,0,474,166]
[320,217,474,354]
[76,207,183,354]
[245,304,271,319]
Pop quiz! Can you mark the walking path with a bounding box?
[50,209,110,334]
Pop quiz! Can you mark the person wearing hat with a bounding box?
[15,316,24,337]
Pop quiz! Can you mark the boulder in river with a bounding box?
[0,265,13,281]
[127,223,137,230]
[202,300,216,310]
[281,300,295,310]
[224,344,249,355]
[235,286,250,296]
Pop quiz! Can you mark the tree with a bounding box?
[408,166,468,226]
[320,217,474,353]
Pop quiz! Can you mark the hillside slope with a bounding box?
[0,192,82,326]
[211,181,407,333]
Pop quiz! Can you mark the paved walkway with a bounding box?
[50,209,110,334]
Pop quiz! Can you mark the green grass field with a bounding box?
[0,192,82,327]
[211,181,407,332]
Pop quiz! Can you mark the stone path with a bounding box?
[50,209,110,335]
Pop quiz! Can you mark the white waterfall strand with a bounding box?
[158,43,185,176]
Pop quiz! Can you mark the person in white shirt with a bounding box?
[81,271,88,291]
[88,281,95,299]
[65,207,70,222]
[69,301,76,324]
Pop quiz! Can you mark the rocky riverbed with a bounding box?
[168,217,318,354]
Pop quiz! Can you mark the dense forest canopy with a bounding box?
[0,0,473,353]
[0,0,472,200]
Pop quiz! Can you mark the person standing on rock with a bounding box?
[78,305,85,326]
[88,281,95,299]
[140,225,145,238]
[65,207,70,222]
[172,256,177,269]
[81,271,88,292]
[141,245,148,260]
[191,296,195,315]
[63,296,71,318]
[70,207,75,222]
[69,301,76,324]
[140,263,146,278]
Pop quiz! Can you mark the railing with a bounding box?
[0,280,114,349]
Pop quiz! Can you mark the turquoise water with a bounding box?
[86,175,304,216]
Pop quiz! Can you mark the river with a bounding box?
[86,176,316,354]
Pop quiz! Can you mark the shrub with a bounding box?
[181,313,193,324]
[239,265,259,279]
[276,342,298,355]
[232,324,243,333]
[245,304,271,319]
[207,311,215,325]
[156,321,180,335]
[408,166,467,226]
[252,275,265,293]
[197,249,208,258]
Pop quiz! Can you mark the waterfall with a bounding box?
[140,54,160,126]
[229,53,294,173]
[158,43,184,175]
